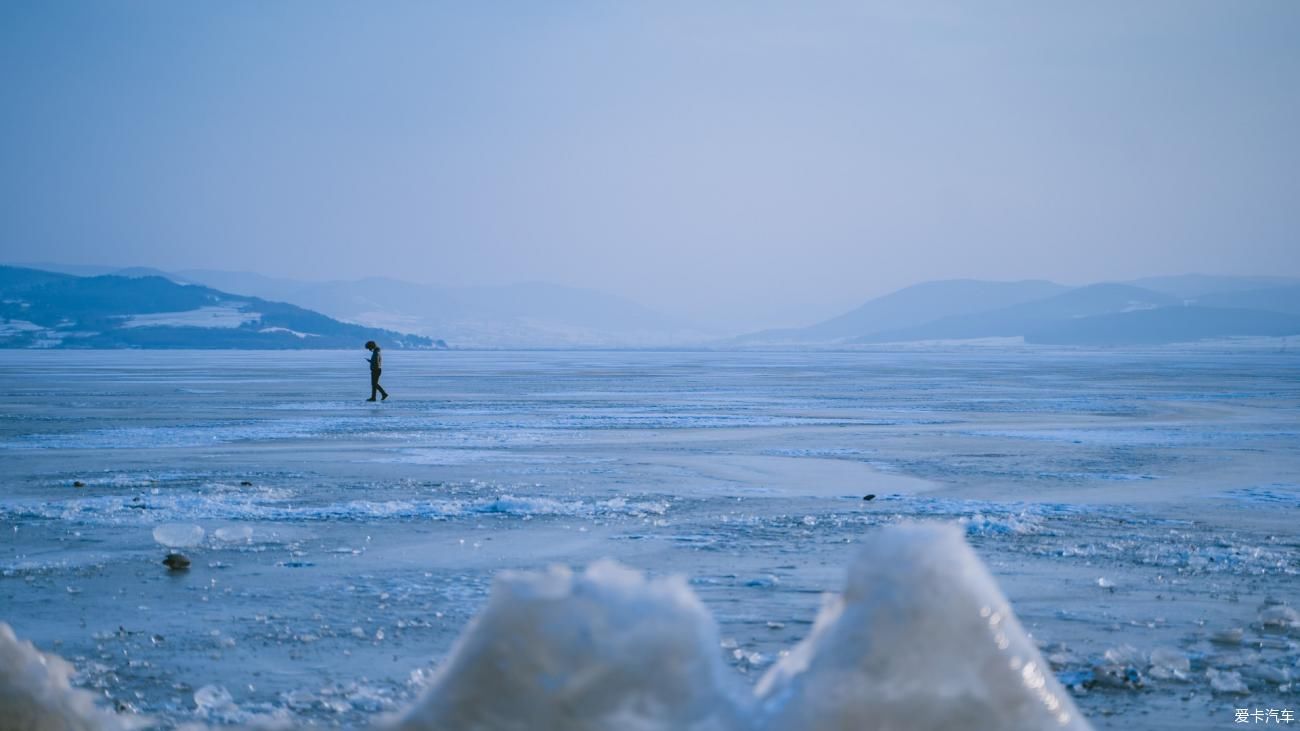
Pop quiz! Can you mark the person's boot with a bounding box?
[381,392,388,401]
[366,397,377,402]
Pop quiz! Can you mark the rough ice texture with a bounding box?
[754,524,1090,731]
[0,623,146,731]
[384,559,746,731]
[1,524,1092,731]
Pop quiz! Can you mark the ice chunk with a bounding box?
[385,560,745,731]
[1147,648,1190,682]
[193,684,234,715]
[1102,645,1144,666]
[1210,627,1244,645]
[152,523,205,548]
[1089,663,1144,690]
[0,622,147,731]
[190,683,289,726]
[1241,664,1292,685]
[754,523,1090,731]
[1207,668,1249,694]
[1258,603,1300,632]
[212,525,253,544]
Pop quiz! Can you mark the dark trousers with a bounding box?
[370,368,388,399]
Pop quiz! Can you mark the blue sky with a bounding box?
[2,1,1297,328]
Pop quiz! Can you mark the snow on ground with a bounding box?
[258,327,316,338]
[119,305,259,329]
[0,319,43,336]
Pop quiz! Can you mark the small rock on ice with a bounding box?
[162,553,191,571]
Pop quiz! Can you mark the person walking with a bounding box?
[365,341,389,401]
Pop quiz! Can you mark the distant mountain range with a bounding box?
[0,266,438,349]
[7,263,1300,349]
[736,280,1070,344]
[735,275,1300,346]
[19,264,715,348]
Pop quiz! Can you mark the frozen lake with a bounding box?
[2,348,1298,729]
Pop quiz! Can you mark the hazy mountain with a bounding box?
[1192,285,1300,316]
[853,283,1176,343]
[14,264,1297,348]
[15,262,133,278]
[734,274,1300,347]
[10,264,715,347]
[735,279,1070,344]
[286,276,468,323]
[1125,274,1300,299]
[172,268,310,303]
[110,266,185,280]
[175,270,714,347]
[1027,306,1300,345]
[0,266,435,349]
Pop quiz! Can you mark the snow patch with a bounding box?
[0,319,43,336]
[259,327,317,338]
[119,305,258,329]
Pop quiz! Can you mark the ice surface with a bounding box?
[0,526,1093,731]
[1,490,669,526]
[3,349,1297,729]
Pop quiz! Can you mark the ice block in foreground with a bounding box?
[755,523,1090,731]
[389,523,1091,731]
